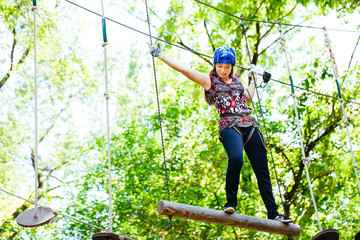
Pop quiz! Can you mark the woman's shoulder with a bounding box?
[209,74,221,83]
[233,76,243,86]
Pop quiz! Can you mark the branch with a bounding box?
[276,3,299,27]
[284,161,304,203]
[203,20,216,52]
[312,168,336,182]
[0,28,31,90]
[10,28,16,69]
[177,38,213,65]
[258,19,306,56]
[258,4,301,56]
[251,22,261,65]
[245,0,266,30]
[305,116,341,155]
[278,146,295,176]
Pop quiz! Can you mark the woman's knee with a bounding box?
[228,154,243,169]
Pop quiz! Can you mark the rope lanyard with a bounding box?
[100,0,113,232]
[239,18,284,207]
[31,0,39,217]
[144,0,173,230]
[323,27,360,194]
[277,21,322,231]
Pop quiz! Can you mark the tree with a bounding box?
[0,0,98,239]
[1,0,359,239]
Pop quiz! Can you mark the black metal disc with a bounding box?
[312,229,339,240]
[355,230,360,240]
[16,207,57,227]
[92,232,132,240]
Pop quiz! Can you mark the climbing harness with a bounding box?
[218,113,266,149]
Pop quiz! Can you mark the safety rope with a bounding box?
[144,0,173,230]
[100,0,113,232]
[64,0,360,107]
[323,27,360,194]
[31,0,39,217]
[239,18,285,207]
[0,188,108,232]
[277,21,322,231]
[194,0,360,33]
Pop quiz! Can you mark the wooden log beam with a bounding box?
[157,200,301,237]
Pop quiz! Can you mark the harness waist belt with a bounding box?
[220,112,251,118]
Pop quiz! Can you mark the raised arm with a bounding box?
[149,44,211,90]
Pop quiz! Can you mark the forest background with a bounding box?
[0,0,360,239]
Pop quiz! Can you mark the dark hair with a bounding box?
[204,64,234,105]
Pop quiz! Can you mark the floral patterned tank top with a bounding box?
[205,75,253,129]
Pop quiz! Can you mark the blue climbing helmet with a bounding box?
[213,46,236,64]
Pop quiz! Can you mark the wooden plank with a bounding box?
[157,200,301,237]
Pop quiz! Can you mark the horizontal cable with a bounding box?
[194,0,360,33]
[64,0,360,106]
[0,188,108,232]
[269,78,360,105]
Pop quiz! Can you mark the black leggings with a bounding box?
[220,126,279,219]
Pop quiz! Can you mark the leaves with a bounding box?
[1,0,360,239]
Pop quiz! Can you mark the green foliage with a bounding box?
[1,0,360,239]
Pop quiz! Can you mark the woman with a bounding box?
[149,44,293,223]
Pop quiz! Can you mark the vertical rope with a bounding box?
[144,0,173,229]
[100,0,112,232]
[323,27,360,194]
[31,1,39,217]
[277,21,322,230]
[239,18,284,206]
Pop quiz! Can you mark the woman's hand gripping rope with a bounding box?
[248,64,259,86]
[248,64,272,88]
[148,42,164,60]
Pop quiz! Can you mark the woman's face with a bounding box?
[215,63,232,79]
